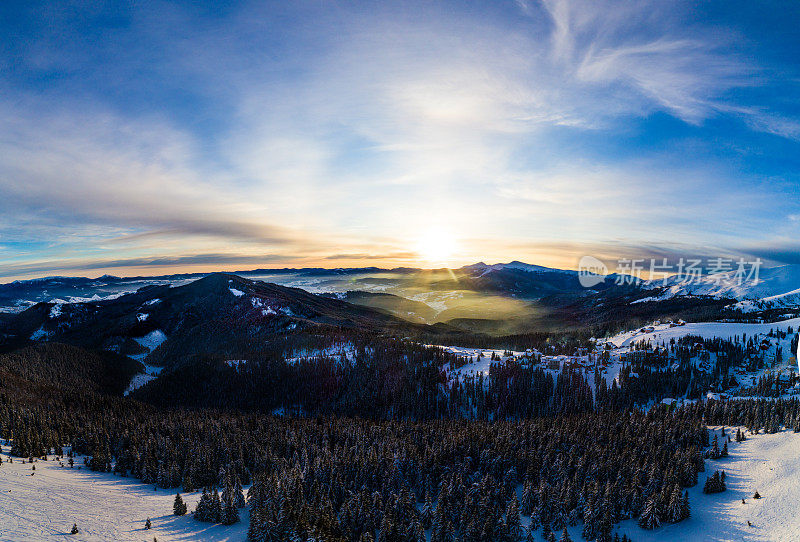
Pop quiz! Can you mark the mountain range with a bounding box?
[2,262,799,345]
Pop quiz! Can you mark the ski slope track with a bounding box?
[0,445,248,541]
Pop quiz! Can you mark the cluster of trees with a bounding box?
[698,397,800,432]
[2,380,710,542]
[702,471,727,494]
[194,474,245,525]
[706,434,728,459]
[130,337,601,420]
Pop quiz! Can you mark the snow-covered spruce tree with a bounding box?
[504,494,522,540]
[667,484,684,523]
[520,480,534,516]
[419,490,434,529]
[194,487,211,522]
[410,519,426,542]
[209,487,222,523]
[638,496,660,530]
[581,497,597,540]
[681,491,691,520]
[528,510,541,531]
[559,527,572,542]
[246,472,269,541]
[524,526,535,542]
[221,473,239,525]
[173,492,187,516]
[234,474,246,508]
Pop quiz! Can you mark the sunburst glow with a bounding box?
[415,229,458,264]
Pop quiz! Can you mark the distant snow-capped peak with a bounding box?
[462,261,576,276]
[642,264,800,309]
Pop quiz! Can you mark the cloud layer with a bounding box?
[0,0,798,279]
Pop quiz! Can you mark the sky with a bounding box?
[1,0,799,281]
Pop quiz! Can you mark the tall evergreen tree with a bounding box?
[638,496,660,530]
[173,493,187,516]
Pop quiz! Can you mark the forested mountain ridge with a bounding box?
[4,264,799,338]
[0,273,456,368]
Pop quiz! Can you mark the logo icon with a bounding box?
[578,255,608,288]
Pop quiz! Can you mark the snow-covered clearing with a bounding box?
[286,342,360,364]
[49,303,63,319]
[133,330,167,354]
[29,326,51,341]
[125,330,169,393]
[124,364,163,396]
[434,346,531,378]
[616,428,800,542]
[0,446,247,542]
[605,318,800,349]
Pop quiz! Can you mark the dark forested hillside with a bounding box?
[0,273,458,369]
[0,342,141,399]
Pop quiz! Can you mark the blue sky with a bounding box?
[1,0,799,280]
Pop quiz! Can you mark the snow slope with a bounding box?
[124,330,169,394]
[133,330,167,354]
[124,364,163,396]
[604,318,800,349]
[643,264,800,309]
[616,428,800,542]
[734,287,800,313]
[0,446,247,541]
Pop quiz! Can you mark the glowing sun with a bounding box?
[416,229,458,263]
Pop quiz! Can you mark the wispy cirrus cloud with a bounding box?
[0,0,798,280]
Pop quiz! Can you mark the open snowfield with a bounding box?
[434,346,529,377]
[605,318,800,349]
[616,427,800,542]
[124,363,164,395]
[0,446,248,542]
[517,428,800,542]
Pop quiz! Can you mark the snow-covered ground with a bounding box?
[604,318,800,349]
[616,428,800,542]
[435,346,533,378]
[132,330,167,358]
[124,364,164,396]
[0,446,247,542]
[286,342,360,365]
